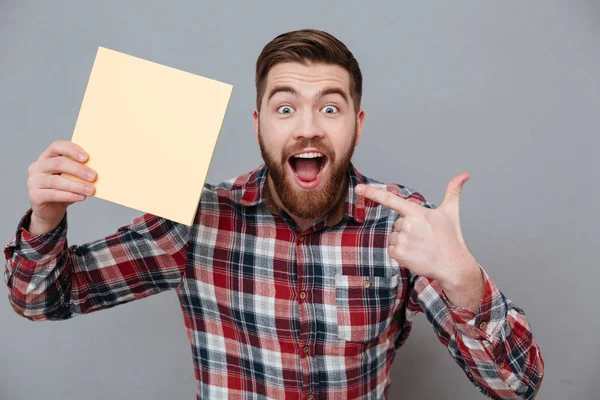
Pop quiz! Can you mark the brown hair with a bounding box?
[255,29,363,112]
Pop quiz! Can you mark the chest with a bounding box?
[179,210,409,343]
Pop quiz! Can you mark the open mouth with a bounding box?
[287,151,328,189]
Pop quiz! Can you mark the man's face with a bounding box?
[254,62,365,220]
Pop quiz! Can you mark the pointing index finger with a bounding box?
[355,184,425,216]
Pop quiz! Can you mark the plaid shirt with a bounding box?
[4,163,544,399]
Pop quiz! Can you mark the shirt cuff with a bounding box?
[3,209,68,266]
[441,265,508,341]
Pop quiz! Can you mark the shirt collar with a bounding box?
[238,163,368,226]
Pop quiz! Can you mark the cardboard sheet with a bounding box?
[65,47,232,225]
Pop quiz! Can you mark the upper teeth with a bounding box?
[294,152,323,159]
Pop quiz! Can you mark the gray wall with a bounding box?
[1,1,598,399]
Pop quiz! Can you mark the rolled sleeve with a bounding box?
[441,266,509,341]
[4,209,68,269]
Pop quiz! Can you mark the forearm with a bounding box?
[409,271,545,399]
[451,307,545,399]
[4,211,72,320]
[4,209,190,320]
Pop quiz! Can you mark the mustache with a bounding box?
[281,139,335,163]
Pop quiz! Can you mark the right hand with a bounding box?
[27,140,97,234]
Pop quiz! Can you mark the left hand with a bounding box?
[355,172,480,288]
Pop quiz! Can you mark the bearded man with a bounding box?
[4,29,544,399]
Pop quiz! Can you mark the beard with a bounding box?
[258,126,357,221]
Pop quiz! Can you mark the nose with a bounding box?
[292,110,325,141]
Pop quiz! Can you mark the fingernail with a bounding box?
[79,152,87,161]
[355,185,365,194]
[86,171,95,180]
[84,185,94,195]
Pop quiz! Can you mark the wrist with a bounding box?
[436,250,480,288]
[29,212,64,235]
[438,258,484,311]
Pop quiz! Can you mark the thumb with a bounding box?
[439,172,470,219]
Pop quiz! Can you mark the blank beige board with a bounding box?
[66,46,233,225]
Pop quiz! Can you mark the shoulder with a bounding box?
[358,170,438,213]
[197,165,265,213]
[201,173,248,202]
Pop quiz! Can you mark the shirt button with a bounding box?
[299,291,307,300]
[303,346,310,354]
[479,321,488,330]
[307,395,314,400]
[498,362,505,369]
[298,236,305,242]
[363,280,372,289]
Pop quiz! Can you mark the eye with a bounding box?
[321,105,338,115]
[277,105,295,115]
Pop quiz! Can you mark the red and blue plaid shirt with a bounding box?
[4,163,544,399]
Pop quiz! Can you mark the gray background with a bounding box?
[1,0,598,399]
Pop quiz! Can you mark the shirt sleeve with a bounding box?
[396,192,545,399]
[405,268,544,399]
[3,208,190,321]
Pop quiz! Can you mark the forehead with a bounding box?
[265,62,351,94]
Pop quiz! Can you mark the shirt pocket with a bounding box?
[334,274,400,342]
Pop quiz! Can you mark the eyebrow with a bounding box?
[316,87,349,104]
[267,85,349,104]
[267,86,297,101]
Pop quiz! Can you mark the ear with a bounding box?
[355,109,365,147]
[253,109,260,145]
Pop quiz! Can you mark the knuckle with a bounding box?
[402,221,412,233]
[394,218,402,230]
[388,233,397,246]
[57,156,67,169]
[396,233,407,247]
[49,175,61,188]
[49,157,62,170]
[394,245,403,257]
[389,194,400,208]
